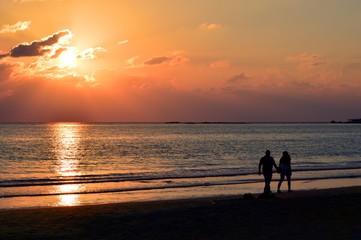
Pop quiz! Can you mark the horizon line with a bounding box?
[0,121,355,124]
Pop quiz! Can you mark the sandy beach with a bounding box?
[1,186,360,240]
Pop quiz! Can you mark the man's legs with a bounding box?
[263,172,272,194]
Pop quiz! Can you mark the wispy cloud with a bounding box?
[144,51,189,66]
[338,63,361,85]
[0,21,31,34]
[117,40,129,45]
[199,22,222,30]
[0,62,19,83]
[299,61,326,68]
[286,53,321,61]
[144,56,170,65]
[12,0,50,2]
[287,53,326,68]
[228,73,251,84]
[78,47,106,60]
[124,56,139,66]
[210,59,230,68]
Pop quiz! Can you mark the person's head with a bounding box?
[283,151,288,156]
[265,150,271,156]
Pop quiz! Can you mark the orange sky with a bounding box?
[0,0,360,122]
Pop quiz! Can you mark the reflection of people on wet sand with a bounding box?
[258,150,278,195]
[277,151,292,193]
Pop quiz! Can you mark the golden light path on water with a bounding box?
[52,123,82,206]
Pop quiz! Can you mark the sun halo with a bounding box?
[59,48,77,68]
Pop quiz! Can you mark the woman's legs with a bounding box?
[277,173,285,193]
[286,174,292,192]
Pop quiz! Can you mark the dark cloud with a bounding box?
[343,62,361,71]
[228,73,251,83]
[143,51,189,66]
[0,53,10,59]
[309,61,326,66]
[144,56,171,65]
[50,47,68,58]
[2,30,71,58]
[299,61,326,68]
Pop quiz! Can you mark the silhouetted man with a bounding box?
[258,150,278,195]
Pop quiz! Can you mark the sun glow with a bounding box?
[59,48,77,68]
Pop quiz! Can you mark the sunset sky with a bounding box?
[1,0,360,122]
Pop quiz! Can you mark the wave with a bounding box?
[1,174,361,199]
[1,166,361,188]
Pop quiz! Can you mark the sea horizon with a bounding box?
[0,121,357,124]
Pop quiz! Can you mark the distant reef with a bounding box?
[331,118,361,124]
[165,122,246,124]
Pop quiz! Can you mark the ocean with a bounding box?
[1,123,361,209]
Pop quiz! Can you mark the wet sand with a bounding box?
[1,186,360,240]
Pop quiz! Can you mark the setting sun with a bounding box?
[59,48,77,68]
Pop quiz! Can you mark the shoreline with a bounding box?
[1,177,361,210]
[1,186,360,239]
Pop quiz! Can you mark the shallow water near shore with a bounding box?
[1,123,360,209]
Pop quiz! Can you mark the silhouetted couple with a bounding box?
[258,150,292,195]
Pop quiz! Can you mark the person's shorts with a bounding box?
[280,166,291,176]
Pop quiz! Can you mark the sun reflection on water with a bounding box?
[52,123,83,206]
[58,184,80,206]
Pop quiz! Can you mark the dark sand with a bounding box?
[1,186,360,240]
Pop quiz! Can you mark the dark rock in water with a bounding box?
[347,118,361,123]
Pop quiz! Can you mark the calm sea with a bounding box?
[1,123,361,209]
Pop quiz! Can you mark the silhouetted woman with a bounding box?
[277,151,292,193]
